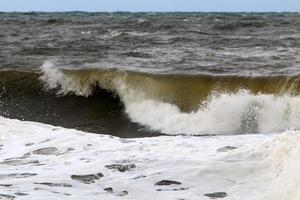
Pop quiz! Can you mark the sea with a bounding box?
[0,12,300,199]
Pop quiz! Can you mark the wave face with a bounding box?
[0,67,159,138]
[38,61,300,135]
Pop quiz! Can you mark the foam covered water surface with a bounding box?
[0,117,298,199]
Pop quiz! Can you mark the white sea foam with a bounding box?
[41,61,300,135]
[41,61,95,96]
[0,116,273,199]
[261,130,300,200]
[126,91,300,135]
[1,115,300,199]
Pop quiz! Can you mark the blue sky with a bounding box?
[1,0,300,12]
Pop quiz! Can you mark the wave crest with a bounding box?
[40,61,300,135]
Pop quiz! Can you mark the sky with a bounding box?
[1,0,300,12]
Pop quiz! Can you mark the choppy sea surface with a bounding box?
[0,12,300,199]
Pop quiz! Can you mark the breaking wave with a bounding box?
[39,61,300,135]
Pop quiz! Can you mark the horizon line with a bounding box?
[0,10,300,13]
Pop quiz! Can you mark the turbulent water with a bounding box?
[1,12,300,137]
